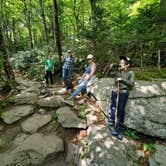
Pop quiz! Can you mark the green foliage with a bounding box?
[143,143,155,152]
[78,105,87,120]
[124,128,140,140]
[0,0,164,76]
[52,112,59,120]
[135,68,166,80]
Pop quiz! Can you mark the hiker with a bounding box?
[67,54,96,100]
[108,56,134,140]
[61,50,74,87]
[44,54,54,87]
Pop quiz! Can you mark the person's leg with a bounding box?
[108,91,117,127]
[68,68,72,80]
[62,68,67,85]
[49,71,53,85]
[45,71,49,85]
[116,92,129,130]
[71,83,86,98]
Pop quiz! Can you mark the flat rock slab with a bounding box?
[149,143,166,166]
[57,107,88,129]
[1,105,34,124]
[21,114,52,133]
[0,133,64,166]
[9,92,38,105]
[38,96,64,108]
[78,124,139,166]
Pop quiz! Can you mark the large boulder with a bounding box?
[21,114,52,134]
[1,105,35,124]
[0,133,64,166]
[9,92,38,105]
[38,96,64,108]
[57,107,88,129]
[90,78,166,139]
[78,124,139,166]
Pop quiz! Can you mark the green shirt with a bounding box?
[45,59,54,71]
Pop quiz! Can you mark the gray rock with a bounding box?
[38,96,64,108]
[78,124,139,166]
[1,105,34,124]
[91,78,166,139]
[9,92,38,105]
[0,133,64,166]
[161,82,166,90]
[124,97,166,139]
[149,143,166,166]
[21,114,52,133]
[57,107,88,129]
[38,108,47,114]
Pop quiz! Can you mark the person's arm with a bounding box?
[117,71,135,88]
[61,55,65,62]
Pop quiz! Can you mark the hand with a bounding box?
[84,75,90,81]
[116,77,122,82]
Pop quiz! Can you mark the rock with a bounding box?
[124,97,166,139]
[22,87,40,95]
[77,124,139,166]
[66,142,79,164]
[38,108,47,114]
[0,133,64,166]
[0,136,8,150]
[21,114,52,134]
[57,107,88,129]
[1,105,34,124]
[0,126,21,151]
[161,82,166,90]
[149,143,166,166]
[9,92,38,105]
[90,78,166,139]
[0,124,4,131]
[38,96,64,108]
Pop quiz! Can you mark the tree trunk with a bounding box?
[22,0,33,50]
[39,0,49,46]
[157,49,161,71]
[12,18,16,52]
[0,27,17,89]
[140,44,143,70]
[52,0,62,74]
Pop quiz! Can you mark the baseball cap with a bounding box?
[87,54,94,59]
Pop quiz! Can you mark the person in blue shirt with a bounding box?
[45,54,54,87]
[61,50,74,86]
[67,54,96,99]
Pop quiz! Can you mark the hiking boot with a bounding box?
[110,128,123,140]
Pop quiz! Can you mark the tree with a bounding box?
[22,0,34,50]
[39,0,49,46]
[52,0,62,73]
[0,27,16,89]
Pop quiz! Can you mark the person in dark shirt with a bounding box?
[108,56,135,140]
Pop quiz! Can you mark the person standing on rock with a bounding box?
[108,56,134,140]
[44,54,54,87]
[61,50,74,87]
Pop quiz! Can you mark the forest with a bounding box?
[0,1,166,165]
[0,0,166,89]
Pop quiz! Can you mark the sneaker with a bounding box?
[110,129,123,140]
